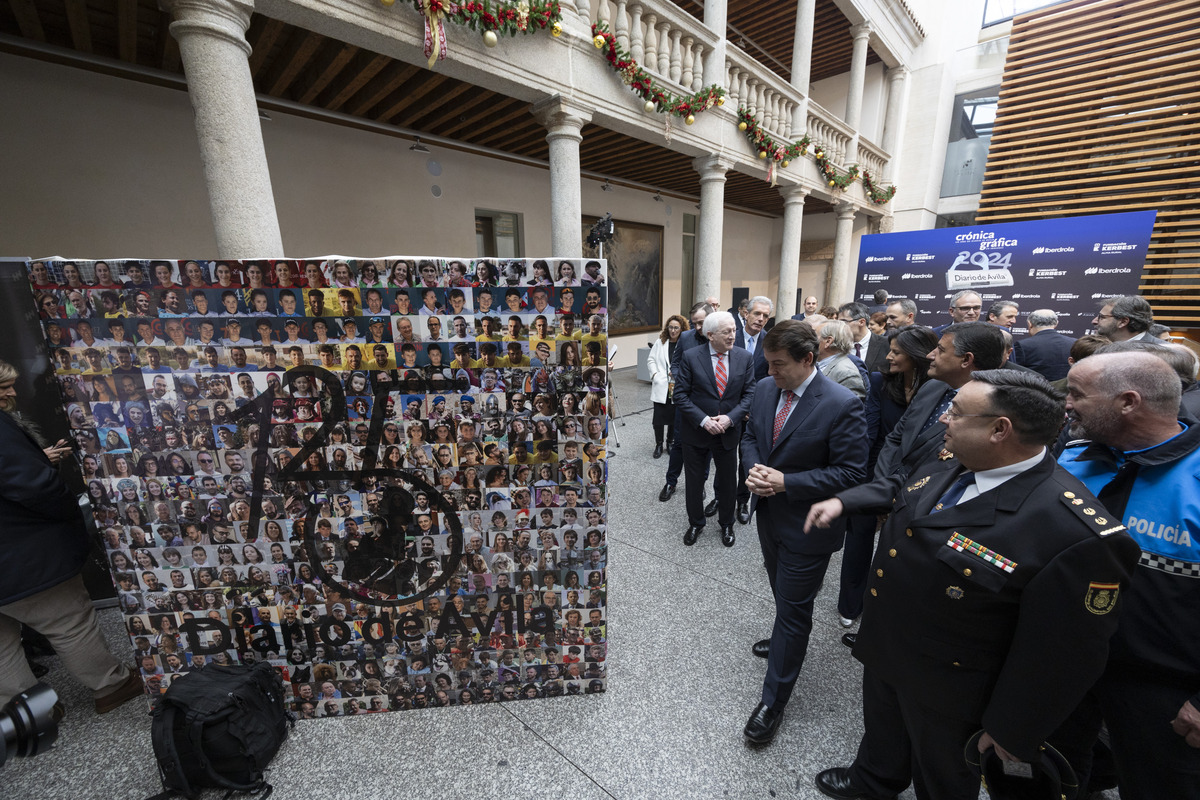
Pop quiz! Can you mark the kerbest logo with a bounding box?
[863,274,889,282]
[1051,293,1080,301]
[1094,242,1138,253]
[1032,246,1075,255]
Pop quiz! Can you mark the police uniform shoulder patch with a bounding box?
[1059,491,1126,537]
[1085,581,1120,615]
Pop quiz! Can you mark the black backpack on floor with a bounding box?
[148,661,292,800]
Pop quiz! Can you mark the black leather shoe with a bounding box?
[814,767,869,799]
[743,702,784,745]
[658,484,675,502]
[752,639,770,659]
[840,633,857,649]
[737,502,751,525]
[653,444,663,459]
[683,525,703,546]
[721,525,735,547]
[704,498,718,517]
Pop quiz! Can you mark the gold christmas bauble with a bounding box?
[379,0,395,6]
[737,121,747,131]
[551,22,562,37]
[828,180,836,186]
[685,114,695,125]
[644,100,656,113]
[483,30,498,47]
[593,34,606,48]
[758,150,768,159]
[716,96,725,106]
[781,160,789,167]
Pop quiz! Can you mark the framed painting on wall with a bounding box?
[581,216,663,336]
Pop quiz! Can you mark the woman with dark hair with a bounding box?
[878,325,939,436]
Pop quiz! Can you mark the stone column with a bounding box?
[880,65,909,180]
[163,0,283,257]
[827,201,858,305]
[844,21,872,164]
[789,0,816,134]
[693,154,732,305]
[532,96,593,259]
[776,185,810,319]
[702,0,727,89]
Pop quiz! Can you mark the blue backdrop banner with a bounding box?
[853,210,1156,336]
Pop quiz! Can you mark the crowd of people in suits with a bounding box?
[645,289,1200,800]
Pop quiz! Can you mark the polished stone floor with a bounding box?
[7,368,1076,799]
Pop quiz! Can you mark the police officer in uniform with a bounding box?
[805,370,1141,800]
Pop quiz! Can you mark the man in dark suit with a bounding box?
[733,296,773,524]
[659,302,717,503]
[806,370,1140,800]
[740,320,868,744]
[1014,308,1076,381]
[674,311,755,547]
[837,302,888,373]
[874,322,1004,483]
[791,295,819,321]
[931,289,983,335]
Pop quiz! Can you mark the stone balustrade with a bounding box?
[724,42,802,142]
[590,0,721,94]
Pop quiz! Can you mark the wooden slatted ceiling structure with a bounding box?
[0,0,838,217]
[975,0,1200,327]
[676,0,881,84]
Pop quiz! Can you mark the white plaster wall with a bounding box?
[808,63,887,143]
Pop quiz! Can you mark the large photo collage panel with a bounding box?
[29,256,611,715]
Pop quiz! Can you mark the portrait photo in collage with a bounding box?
[29,256,610,715]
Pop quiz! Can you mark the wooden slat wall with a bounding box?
[976,0,1200,327]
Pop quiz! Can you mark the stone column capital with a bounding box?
[779,184,811,205]
[532,95,594,140]
[850,21,873,41]
[886,65,910,83]
[836,200,858,219]
[693,153,735,182]
[160,0,254,55]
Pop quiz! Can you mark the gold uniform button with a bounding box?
[952,661,962,667]
[876,569,884,577]
[906,528,914,537]
[870,588,878,597]
[888,549,897,557]
[963,568,973,577]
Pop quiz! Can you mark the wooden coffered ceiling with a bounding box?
[0,0,855,217]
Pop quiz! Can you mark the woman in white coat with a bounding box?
[647,314,687,458]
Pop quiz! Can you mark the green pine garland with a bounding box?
[592,21,726,120]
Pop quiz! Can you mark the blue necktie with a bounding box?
[920,388,957,435]
[932,472,975,513]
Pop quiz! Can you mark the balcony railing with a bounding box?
[724,41,802,143]
[588,0,721,94]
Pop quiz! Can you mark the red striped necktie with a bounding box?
[715,352,727,397]
[773,390,794,445]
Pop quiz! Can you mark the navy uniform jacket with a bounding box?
[674,345,755,451]
[835,451,1140,760]
[742,371,868,554]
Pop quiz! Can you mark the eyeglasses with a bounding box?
[953,305,982,312]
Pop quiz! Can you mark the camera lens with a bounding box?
[1,683,60,769]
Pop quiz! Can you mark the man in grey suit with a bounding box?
[815,320,867,399]
[740,320,868,744]
[674,311,756,547]
[838,302,889,374]
[874,322,1005,483]
[1014,309,1076,381]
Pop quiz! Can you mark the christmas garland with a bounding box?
[591,21,726,123]
[382,0,564,68]
[736,105,897,202]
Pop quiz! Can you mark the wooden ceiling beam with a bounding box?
[295,42,358,105]
[63,0,93,53]
[265,29,323,97]
[9,0,46,41]
[345,61,420,116]
[247,16,285,78]
[116,0,137,62]
[375,74,466,124]
[399,81,479,129]
[443,99,528,140]
[320,52,390,111]
[415,88,495,133]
